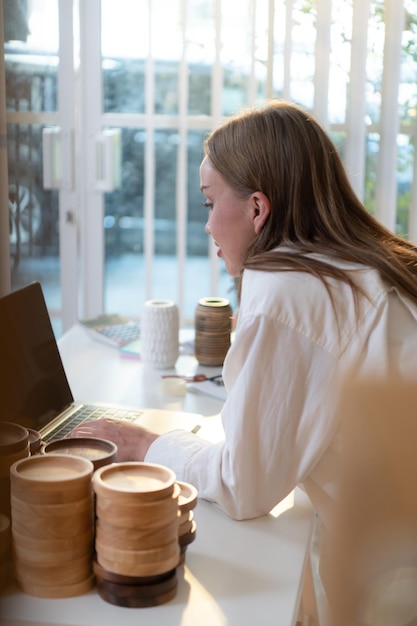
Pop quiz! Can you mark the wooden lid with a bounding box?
[0,423,29,455]
[11,493,93,518]
[0,513,10,534]
[178,515,195,537]
[12,527,93,553]
[96,483,179,529]
[93,559,176,586]
[96,573,177,608]
[177,481,198,513]
[43,437,117,470]
[96,518,178,550]
[14,553,92,586]
[178,520,197,548]
[10,454,94,491]
[0,514,10,555]
[13,538,94,564]
[93,462,176,502]
[96,538,179,567]
[0,443,30,478]
[11,507,94,539]
[97,548,180,578]
[17,574,95,599]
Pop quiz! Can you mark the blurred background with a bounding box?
[0,0,415,336]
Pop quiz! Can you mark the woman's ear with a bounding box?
[252,192,271,234]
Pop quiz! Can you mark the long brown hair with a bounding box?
[204,100,417,302]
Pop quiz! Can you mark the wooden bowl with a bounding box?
[14,553,92,586]
[0,514,10,555]
[11,494,94,518]
[0,443,30,478]
[10,454,94,504]
[97,549,180,578]
[43,437,117,470]
[12,527,93,553]
[95,538,179,566]
[11,511,94,540]
[178,514,194,538]
[177,481,198,513]
[17,574,95,599]
[96,518,178,550]
[178,520,197,548]
[0,558,10,592]
[0,423,29,455]
[96,575,177,608]
[10,454,94,489]
[95,484,179,529]
[178,509,192,525]
[13,538,94,564]
[93,559,176,585]
[11,483,92,505]
[93,462,176,502]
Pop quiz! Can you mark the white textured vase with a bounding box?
[140,300,179,369]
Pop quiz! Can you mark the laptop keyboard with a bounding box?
[44,405,144,443]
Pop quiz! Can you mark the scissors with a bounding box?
[162,374,224,386]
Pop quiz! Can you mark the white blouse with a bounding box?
[145,256,417,525]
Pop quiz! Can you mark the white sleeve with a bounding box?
[146,313,338,520]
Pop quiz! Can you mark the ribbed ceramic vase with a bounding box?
[140,300,179,369]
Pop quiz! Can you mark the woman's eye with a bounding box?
[202,201,213,210]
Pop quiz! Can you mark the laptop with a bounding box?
[0,281,202,443]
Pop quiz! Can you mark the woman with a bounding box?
[71,100,417,527]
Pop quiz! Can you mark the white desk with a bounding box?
[1,324,314,626]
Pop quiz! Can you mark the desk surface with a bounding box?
[1,324,314,626]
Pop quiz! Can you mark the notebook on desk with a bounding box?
[0,281,202,443]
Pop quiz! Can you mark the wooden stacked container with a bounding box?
[0,513,11,591]
[177,481,198,564]
[0,423,30,518]
[10,454,95,598]
[93,462,183,607]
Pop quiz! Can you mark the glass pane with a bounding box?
[365,4,385,125]
[4,0,61,335]
[396,135,414,236]
[8,123,60,318]
[101,0,148,114]
[188,0,215,115]
[329,1,352,124]
[4,0,58,113]
[364,133,379,216]
[290,0,316,109]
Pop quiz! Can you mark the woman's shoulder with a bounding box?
[239,260,388,348]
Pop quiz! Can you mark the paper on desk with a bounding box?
[187,380,227,401]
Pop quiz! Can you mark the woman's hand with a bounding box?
[68,418,159,462]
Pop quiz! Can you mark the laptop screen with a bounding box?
[0,282,74,430]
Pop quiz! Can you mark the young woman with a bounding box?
[71,101,417,529]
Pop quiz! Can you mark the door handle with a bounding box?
[42,127,74,191]
[42,127,61,189]
[95,128,122,192]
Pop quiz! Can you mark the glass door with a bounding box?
[3,0,78,336]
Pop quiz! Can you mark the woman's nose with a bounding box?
[205,221,211,235]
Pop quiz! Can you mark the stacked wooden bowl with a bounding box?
[10,454,95,598]
[43,437,117,471]
[0,422,30,517]
[177,481,198,564]
[0,513,11,591]
[93,462,182,607]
